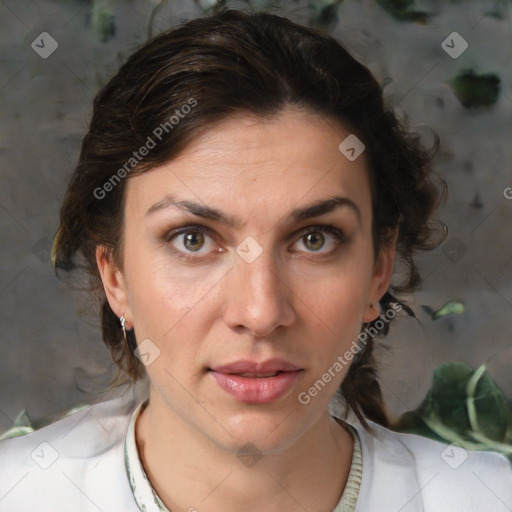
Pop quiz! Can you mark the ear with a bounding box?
[96,246,133,329]
[362,230,398,323]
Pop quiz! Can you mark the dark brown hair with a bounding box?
[52,9,445,429]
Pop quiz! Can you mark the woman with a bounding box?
[0,8,510,512]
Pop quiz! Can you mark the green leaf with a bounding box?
[394,361,512,456]
[0,425,34,441]
[428,362,474,436]
[466,363,510,443]
[449,70,500,109]
[0,404,91,442]
[422,300,466,320]
[433,300,466,320]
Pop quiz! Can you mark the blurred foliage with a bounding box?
[90,0,116,42]
[307,0,345,29]
[449,70,500,108]
[422,300,466,320]
[153,0,511,33]
[395,362,512,460]
[376,0,428,22]
[192,0,345,29]
[486,0,512,19]
[0,404,89,441]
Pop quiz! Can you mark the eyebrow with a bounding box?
[145,195,361,226]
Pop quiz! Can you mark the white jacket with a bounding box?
[0,387,510,511]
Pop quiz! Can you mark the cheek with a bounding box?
[123,245,228,337]
[292,267,371,381]
[321,292,365,350]
[294,261,369,325]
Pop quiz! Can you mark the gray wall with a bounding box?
[1,0,511,433]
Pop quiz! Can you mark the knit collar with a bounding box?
[124,398,362,512]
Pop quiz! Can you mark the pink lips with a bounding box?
[208,358,304,404]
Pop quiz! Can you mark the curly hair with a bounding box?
[51,9,445,430]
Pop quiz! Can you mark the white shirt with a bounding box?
[0,386,510,511]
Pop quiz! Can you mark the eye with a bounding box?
[180,231,206,252]
[164,226,221,258]
[291,225,346,255]
[302,232,325,251]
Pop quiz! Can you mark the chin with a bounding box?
[213,405,305,455]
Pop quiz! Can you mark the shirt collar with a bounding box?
[125,399,169,511]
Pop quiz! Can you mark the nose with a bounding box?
[222,249,296,337]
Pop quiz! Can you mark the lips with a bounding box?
[208,358,304,404]
[237,372,280,378]
[209,358,302,375]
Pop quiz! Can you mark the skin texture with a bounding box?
[97,107,396,512]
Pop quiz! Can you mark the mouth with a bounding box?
[225,371,284,378]
[208,358,302,375]
[207,368,304,404]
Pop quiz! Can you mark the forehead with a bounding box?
[125,108,372,224]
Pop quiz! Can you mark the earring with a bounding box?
[120,315,127,343]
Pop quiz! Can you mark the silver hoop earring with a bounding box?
[120,315,127,343]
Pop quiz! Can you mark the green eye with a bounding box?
[164,226,218,259]
[183,231,205,252]
[291,225,346,255]
[303,232,325,251]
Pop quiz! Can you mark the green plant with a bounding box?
[395,361,512,459]
[449,70,500,108]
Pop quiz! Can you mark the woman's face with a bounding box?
[98,107,395,454]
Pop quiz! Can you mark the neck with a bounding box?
[135,391,354,512]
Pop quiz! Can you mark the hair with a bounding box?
[52,8,445,430]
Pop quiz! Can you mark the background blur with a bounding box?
[1,0,511,433]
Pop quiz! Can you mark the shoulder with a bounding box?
[0,388,143,512]
[352,420,512,512]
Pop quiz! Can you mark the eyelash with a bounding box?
[161,224,349,261]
